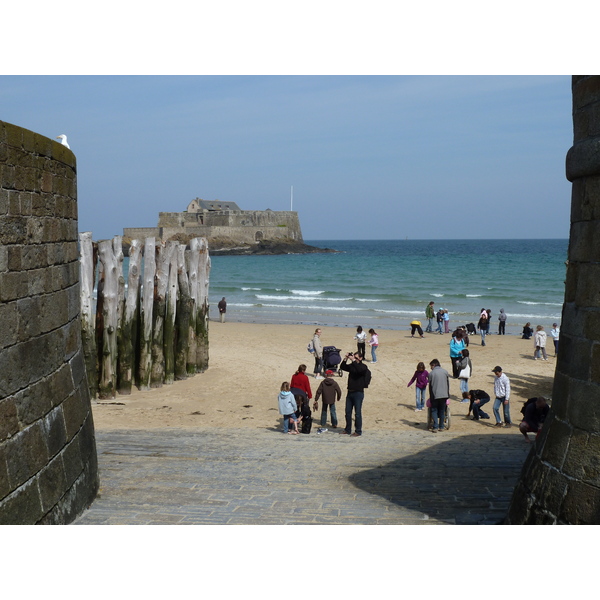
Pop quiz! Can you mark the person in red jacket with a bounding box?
[290,364,312,403]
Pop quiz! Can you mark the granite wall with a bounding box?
[0,121,99,524]
[506,76,600,524]
[124,209,303,245]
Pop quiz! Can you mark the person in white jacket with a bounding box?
[534,325,548,361]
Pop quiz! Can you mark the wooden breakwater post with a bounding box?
[79,234,211,399]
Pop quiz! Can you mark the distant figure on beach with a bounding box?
[519,397,549,443]
[290,364,312,404]
[435,308,444,334]
[449,330,466,378]
[478,308,489,346]
[314,369,342,428]
[354,326,367,357]
[407,361,429,411]
[368,328,378,363]
[443,309,450,333]
[218,297,227,323]
[550,323,560,356]
[492,366,512,427]
[278,381,299,434]
[498,308,507,335]
[410,319,424,338]
[534,325,548,361]
[465,389,491,420]
[312,328,324,378]
[425,301,435,333]
[522,322,533,339]
[340,352,371,437]
[457,348,472,395]
[428,359,450,432]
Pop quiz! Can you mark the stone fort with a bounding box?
[123,198,303,245]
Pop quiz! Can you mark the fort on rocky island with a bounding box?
[122,198,331,254]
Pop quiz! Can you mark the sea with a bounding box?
[207,239,568,335]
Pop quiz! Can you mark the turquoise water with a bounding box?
[207,239,568,334]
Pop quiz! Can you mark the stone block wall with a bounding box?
[506,76,600,524]
[0,121,99,524]
[151,209,303,244]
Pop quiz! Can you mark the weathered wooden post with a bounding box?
[79,231,98,399]
[138,237,156,390]
[186,238,200,375]
[97,239,119,398]
[163,241,179,385]
[117,238,142,394]
[150,241,173,387]
[175,244,193,380]
[196,238,211,372]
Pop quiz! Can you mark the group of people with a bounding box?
[310,327,378,381]
[424,302,452,334]
[407,355,546,438]
[280,329,373,436]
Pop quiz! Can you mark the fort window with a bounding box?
[255,231,264,241]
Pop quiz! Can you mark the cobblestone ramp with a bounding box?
[74,428,530,525]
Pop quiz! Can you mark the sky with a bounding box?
[0,75,573,241]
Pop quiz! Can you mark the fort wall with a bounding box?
[0,121,99,524]
[124,209,303,244]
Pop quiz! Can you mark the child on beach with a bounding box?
[443,309,450,333]
[407,362,429,411]
[534,325,548,361]
[354,326,367,357]
[436,309,444,334]
[296,396,313,434]
[368,328,379,363]
[278,382,299,434]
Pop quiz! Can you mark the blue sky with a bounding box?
[0,75,573,241]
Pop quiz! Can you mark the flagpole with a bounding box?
[291,185,293,211]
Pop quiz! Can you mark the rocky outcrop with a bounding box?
[208,238,339,256]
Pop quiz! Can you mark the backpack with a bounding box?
[307,340,315,353]
[363,367,372,389]
[301,416,312,434]
[521,397,538,415]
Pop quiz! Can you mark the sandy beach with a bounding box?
[91,321,556,436]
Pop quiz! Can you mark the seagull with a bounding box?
[56,134,70,149]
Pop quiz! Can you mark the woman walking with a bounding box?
[457,349,472,396]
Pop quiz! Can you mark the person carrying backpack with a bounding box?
[339,351,371,437]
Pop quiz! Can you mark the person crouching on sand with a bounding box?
[278,382,299,434]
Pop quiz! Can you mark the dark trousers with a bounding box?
[431,397,447,430]
[314,356,322,375]
[411,324,423,336]
[357,343,366,358]
[499,321,506,335]
[344,391,364,435]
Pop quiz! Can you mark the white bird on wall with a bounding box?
[56,134,70,149]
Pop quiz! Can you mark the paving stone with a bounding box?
[73,427,530,525]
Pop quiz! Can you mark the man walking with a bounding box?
[492,365,512,427]
[428,358,450,432]
[425,301,435,333]
[339,352,371,437]
[218,297,227,323]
